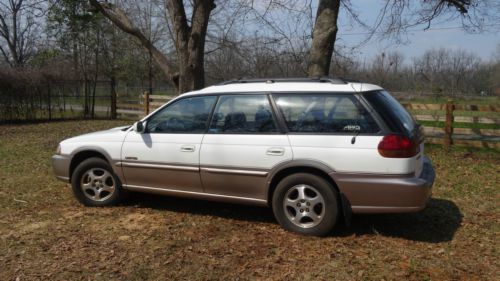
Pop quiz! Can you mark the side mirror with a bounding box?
[133,121,146,133]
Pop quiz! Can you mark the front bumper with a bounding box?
[52,154,71,182]
[331,156,436,214]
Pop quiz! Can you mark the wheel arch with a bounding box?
[266,160,352,225]
[69,147,114,181]
[266,161,336,203]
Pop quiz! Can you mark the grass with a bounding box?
[408,109,499,118]
[36,110,111,120]
[418,120,500,130]
[396,95,499,106]
[1,120,499,280]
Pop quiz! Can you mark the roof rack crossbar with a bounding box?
[218,76,348,85]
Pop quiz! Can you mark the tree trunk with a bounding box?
[308,0,341,77]
[89,0,215,94]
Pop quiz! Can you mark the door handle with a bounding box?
[180,145,196,152]
[266,147,285,156]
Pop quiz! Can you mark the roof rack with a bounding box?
[218,76,348,85]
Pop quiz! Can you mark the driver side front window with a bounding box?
[146,96,216,133]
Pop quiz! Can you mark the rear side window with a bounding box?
[208,95,278,133]
[362,91,416,136]
[274,94,380,133]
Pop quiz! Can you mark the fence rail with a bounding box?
[116,94,500,149]
[403,103,500,112]
[116,92,173,119]
[402,100,500,149]
[412,115,499,124]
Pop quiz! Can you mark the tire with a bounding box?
[71,157,125,207]
[272,173,339,236]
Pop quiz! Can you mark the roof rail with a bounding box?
[218,76,348,85]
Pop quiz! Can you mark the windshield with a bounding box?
[362,90,416,136]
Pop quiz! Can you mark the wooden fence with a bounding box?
[116,92,174,119]
[116,94,500,149]
[402,101,500,149]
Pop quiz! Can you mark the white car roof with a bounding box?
[181,81,383,97]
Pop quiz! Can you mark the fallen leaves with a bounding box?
[0,121,499,280]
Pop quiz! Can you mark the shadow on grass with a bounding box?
[125,192,275,224]
[335,198,463,243]
[125,194,461,243]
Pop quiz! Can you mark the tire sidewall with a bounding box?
[71,157,123,207]
[272,173,339,236]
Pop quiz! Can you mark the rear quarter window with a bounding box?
[362,90,417,136]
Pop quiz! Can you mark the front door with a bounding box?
[121,95,217,192]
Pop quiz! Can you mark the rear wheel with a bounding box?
[71,157,124,207]
[272,173,339,236]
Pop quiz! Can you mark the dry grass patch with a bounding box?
[0,120,498,280]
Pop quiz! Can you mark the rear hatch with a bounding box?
[362,90,424,176]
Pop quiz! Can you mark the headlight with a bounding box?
[56,144,61,155]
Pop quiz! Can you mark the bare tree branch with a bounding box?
[89,0,176,83]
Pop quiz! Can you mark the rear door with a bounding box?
[273,93,387,174]
[200,94,292,201]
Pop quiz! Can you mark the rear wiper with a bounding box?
[351,130,360,144]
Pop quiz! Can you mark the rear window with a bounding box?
[362,90,416,136]
[274,94,380,133]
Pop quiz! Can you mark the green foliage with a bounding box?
[30,49,62,67]
[47,0,101,46]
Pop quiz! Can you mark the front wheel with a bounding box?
[272,173,339,236]
[71,157,125,207]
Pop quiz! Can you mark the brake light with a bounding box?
[378,134,418,158]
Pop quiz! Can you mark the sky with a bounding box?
[334,0,500,62]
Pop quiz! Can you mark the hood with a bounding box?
[62,126,130,144]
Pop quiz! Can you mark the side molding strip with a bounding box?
[117,162,268,176]
[123,184,267,205]
[118,161,199,172]
[201,167,268,176]
[351,205,425,213]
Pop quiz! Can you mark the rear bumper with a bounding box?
[331,156,435,214]
[52,155,71,182]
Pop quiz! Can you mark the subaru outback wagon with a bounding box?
[53,77,435,236]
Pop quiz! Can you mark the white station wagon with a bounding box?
[53,77,435,236]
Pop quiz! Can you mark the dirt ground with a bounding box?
[0,120,498,280]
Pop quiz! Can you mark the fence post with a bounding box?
[444,99,454,151]
[47,82,52,121]
[144,91,150,115]
[110,78,117,119]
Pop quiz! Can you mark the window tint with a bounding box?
[147,96,216,133]
[275,94,380,133]
[362,90,416,136]
[209,95,278,133]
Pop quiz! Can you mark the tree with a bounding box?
[368,51,404,88]
[0,0,43,67]
[47,0,111,117]
[308,0,495,77]
[308,0,340,77]
[89,0,216,93]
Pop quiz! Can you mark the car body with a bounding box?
[53,77,435,236]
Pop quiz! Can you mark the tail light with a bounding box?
[378,134,418,158]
